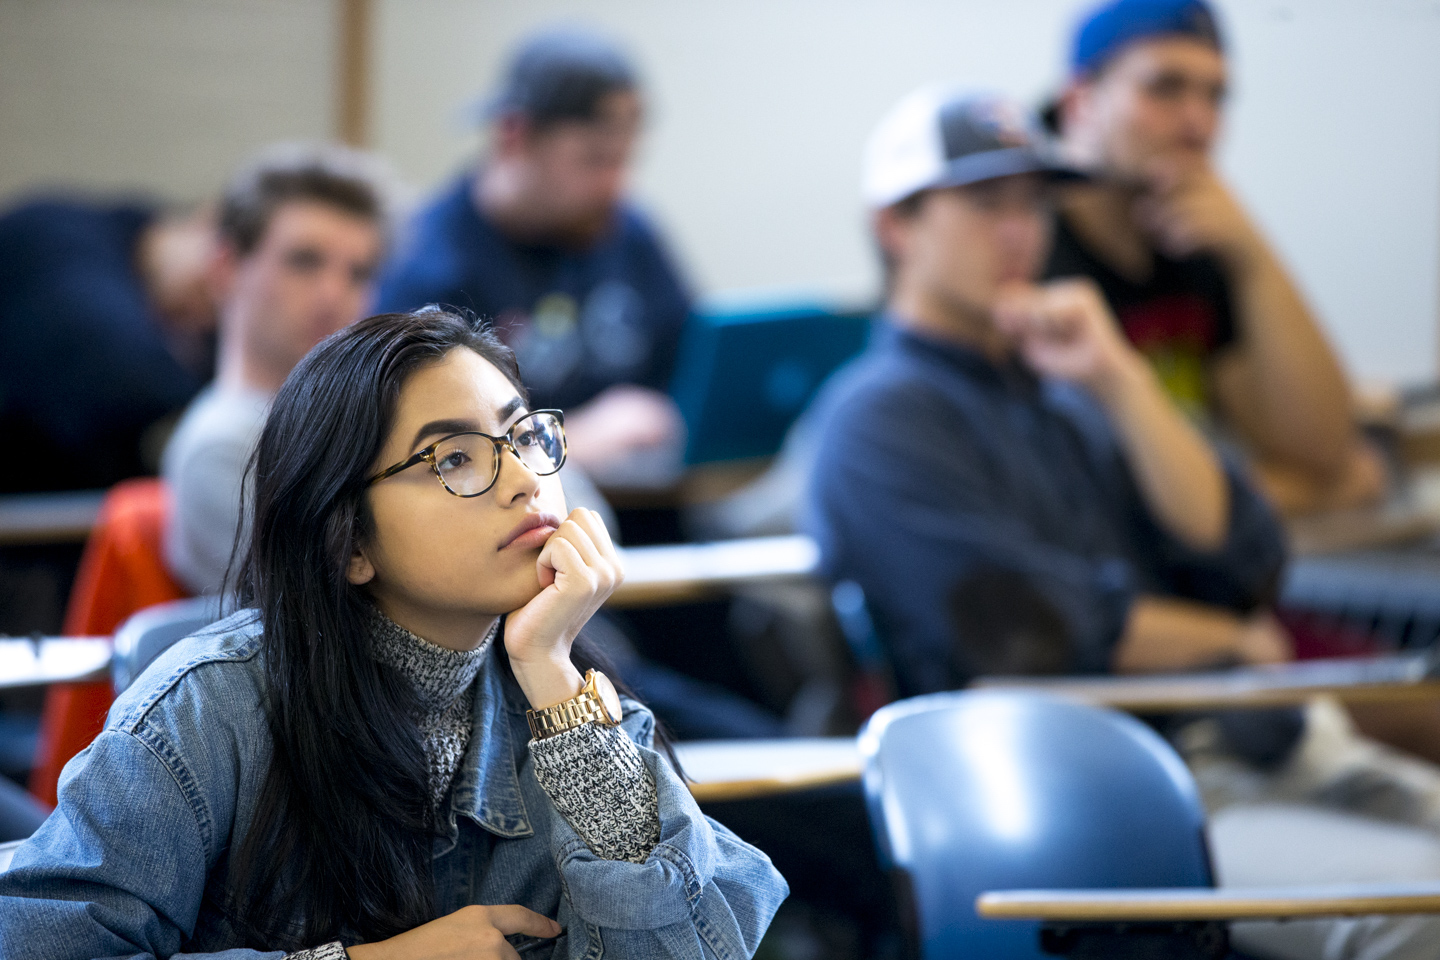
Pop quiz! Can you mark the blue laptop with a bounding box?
[670,299,874,464]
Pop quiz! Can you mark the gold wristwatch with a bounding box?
[527,669,623,739]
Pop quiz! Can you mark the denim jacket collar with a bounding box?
[438,639,534,851]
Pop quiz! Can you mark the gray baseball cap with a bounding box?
[863,87,1078,208]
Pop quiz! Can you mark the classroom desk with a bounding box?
[976,882,1440,922]
[673,737,862,802]
[609,535,821,608]
[598,458,772,511]
[0,490,106,546]
[0,637,112,689]
[974,652,1440,712]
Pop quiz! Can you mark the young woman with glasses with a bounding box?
[0,307,786,959]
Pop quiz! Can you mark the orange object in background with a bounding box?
[29,478,189,807]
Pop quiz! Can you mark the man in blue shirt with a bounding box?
[806,92,1440,959]
[806,86,1289,699]
[377,27,689,484]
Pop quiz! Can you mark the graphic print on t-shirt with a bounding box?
[1115,292,1224,419]
[1043,214,1237,424]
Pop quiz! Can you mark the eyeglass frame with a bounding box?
[365,409,567,498]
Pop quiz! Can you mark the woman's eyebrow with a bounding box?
[498,396,527,423]
[408,398,529,450]
[410,418,478,450]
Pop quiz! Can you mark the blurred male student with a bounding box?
[0,195,215,494]
[804,87,1440,960]
[162,143,392,595]
[807,87,1288,703]
[1044,0,1383,516]
[378,26,689,486]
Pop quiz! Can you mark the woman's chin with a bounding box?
[491,575,545,615]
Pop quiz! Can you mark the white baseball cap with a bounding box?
[862,86,1076,209]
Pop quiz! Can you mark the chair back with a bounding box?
[62,477,189,637]
[860,690,1212,959]
[31,479,191,807]
[112,595,224,693]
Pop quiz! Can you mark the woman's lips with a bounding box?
[500,512,562,550]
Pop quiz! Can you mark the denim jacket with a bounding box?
[0,612,787,959]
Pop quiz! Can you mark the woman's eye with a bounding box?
[438,449,470,470]
[514,429,538,448]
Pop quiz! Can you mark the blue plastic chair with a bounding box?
[111,595,223,694]
[860,690,1213,959]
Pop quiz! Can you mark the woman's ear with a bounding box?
[346,545,376,586]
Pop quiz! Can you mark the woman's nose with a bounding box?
[493,443,542,501]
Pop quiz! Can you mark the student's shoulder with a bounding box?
[0,196,150,237]
[610,203,681,258]
[164,388,267,467]
[107,610,269,739]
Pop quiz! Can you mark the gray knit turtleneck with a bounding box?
[368,610,496,816]
[283,611,661,960]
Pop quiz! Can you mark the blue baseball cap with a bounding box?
[1070,0,1224,76]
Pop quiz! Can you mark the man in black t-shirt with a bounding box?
[1043,0,1383,516]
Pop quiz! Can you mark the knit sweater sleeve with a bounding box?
[529,722,661,864]
[285,943,347,959]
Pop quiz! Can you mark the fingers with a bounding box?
[569,508,623,574]
[482,904,563,939]
[549,510,622,589]
[554,516,606,575]
[537,534,587,589]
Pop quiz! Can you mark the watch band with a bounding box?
[528,689,611,739]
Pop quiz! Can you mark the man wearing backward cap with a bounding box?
[1044,0,1386,517]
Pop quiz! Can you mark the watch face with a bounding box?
[591,670,622,723]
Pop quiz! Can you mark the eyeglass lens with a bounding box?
[433,412,565,496]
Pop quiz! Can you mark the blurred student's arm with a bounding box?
[1111,595,1292,674]
[1145,164,1381,513]
[997,278,1228,551]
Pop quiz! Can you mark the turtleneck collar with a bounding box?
[368,608,498,713]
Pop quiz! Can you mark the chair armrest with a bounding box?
[609,535,820,608]
[0,637,113,690]
[976,882,1440,921]
[0,490,106,546]
[973,653,1440,712]
[674,737,861,802]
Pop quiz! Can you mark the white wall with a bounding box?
[0,0,335,204]
[0,0,1435,384]
[374,0,1440,385]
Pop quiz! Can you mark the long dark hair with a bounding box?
[227,307,635,947]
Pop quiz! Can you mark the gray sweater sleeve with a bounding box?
[530,722,661,864]
[284,943,347,959]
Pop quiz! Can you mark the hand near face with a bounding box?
[993,279,1141,398]
[503,507,624,708]
[1133,160,1261,268]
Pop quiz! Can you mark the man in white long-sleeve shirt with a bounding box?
[162,143,392,594]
